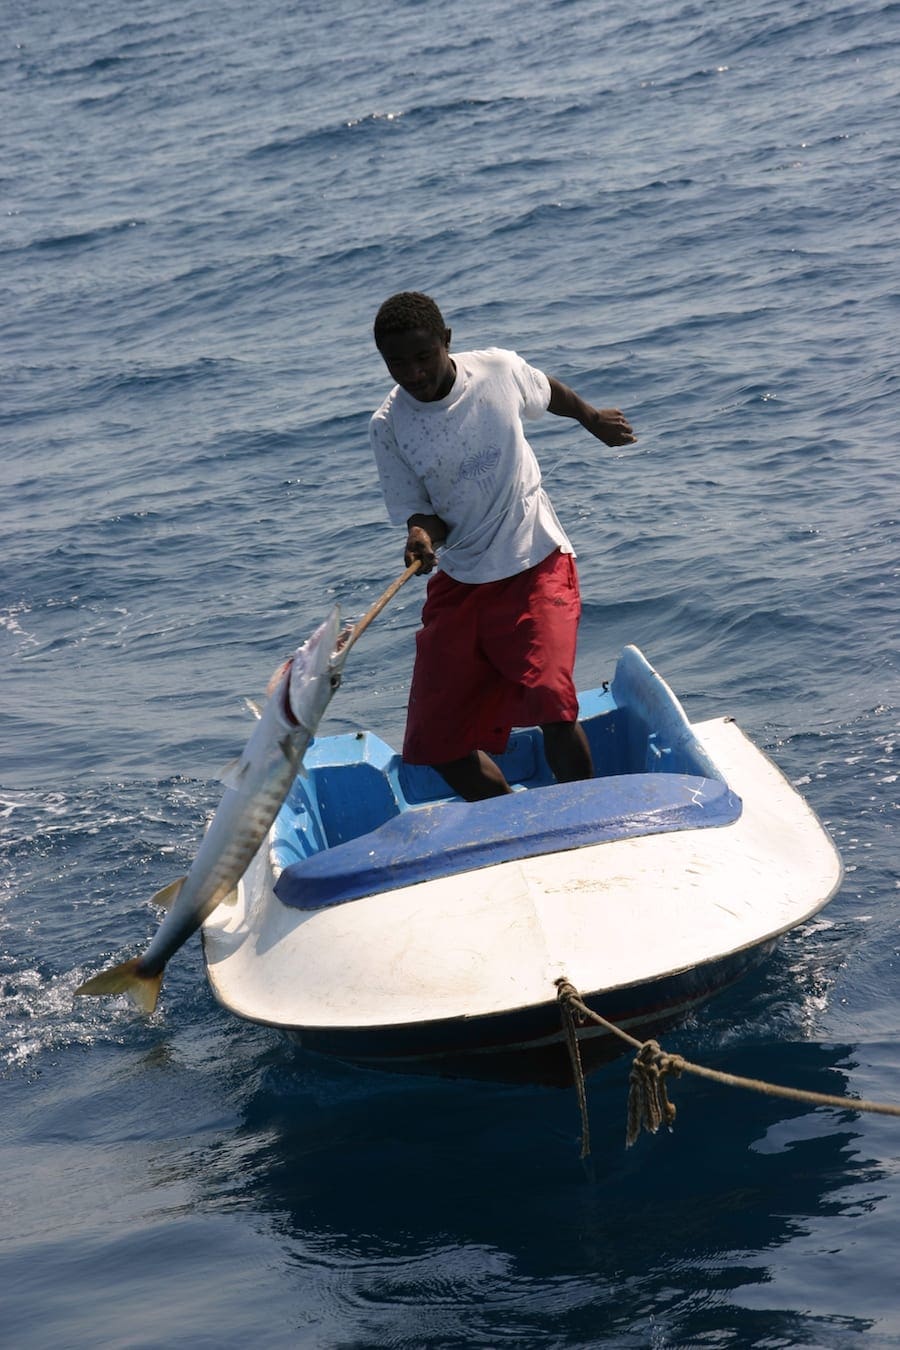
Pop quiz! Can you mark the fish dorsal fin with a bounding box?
[219,756,248,790]
[150,877,186,911]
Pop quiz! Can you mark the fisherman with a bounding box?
[369,291,636,802]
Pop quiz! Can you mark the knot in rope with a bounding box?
[626,1040,684,1147]
[555,978,584,1021]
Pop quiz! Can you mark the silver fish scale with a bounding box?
[205,751,305,906]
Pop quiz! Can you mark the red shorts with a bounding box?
[403,549,582,765]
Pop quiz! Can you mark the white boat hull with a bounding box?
[201,716,842,1085]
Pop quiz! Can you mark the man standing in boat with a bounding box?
[370,292,636,802]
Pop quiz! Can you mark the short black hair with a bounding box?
[373,292,446,348]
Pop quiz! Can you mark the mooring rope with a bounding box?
[555,978,900,1156]
[559,978,593,1159]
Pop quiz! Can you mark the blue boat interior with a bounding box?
[273,645,742,910]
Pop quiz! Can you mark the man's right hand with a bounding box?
[405,514,447,573]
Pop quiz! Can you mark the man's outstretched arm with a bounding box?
[547,376,636,447]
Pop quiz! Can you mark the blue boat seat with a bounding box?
[275,772,742,911]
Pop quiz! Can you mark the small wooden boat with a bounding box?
[201,645,842,1087]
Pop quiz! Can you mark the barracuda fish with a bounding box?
[75,606,348,1014]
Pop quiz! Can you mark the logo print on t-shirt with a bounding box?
[457,445,500,483]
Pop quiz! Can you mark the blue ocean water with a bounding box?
[1,0,898,1344]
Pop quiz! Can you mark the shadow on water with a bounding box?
[194,1022,885,1347]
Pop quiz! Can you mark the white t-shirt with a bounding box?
[369,347,573,584]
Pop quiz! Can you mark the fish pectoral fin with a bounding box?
[220,887,239,908]
[150,877,186,911]
[244,698,263,721]
[279,733,310,770]
[74,957,164,1015]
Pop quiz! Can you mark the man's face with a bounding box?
[377,327,455,402]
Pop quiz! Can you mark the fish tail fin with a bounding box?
[74,957,164,1015]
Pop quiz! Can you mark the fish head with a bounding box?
[284,605,347,733]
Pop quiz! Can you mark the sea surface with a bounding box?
[2,0,898,1345]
